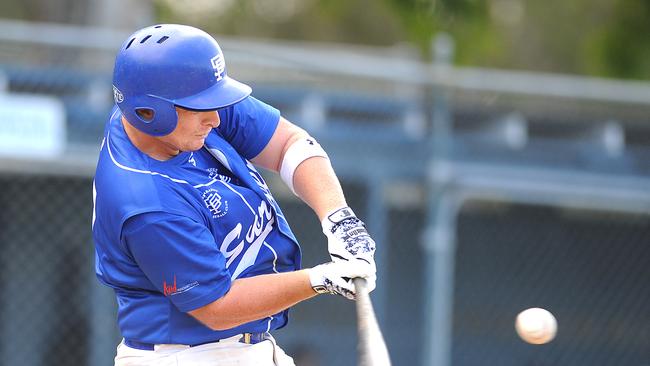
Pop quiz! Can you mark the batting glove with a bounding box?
[322,207,376,265]
[308,261,375,300]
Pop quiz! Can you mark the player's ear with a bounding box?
[121,95,179,136]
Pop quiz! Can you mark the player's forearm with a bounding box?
[189,270,317,331]
[293,156,348,221]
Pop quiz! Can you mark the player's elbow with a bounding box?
[204,319,240,331]
[188,303,245,331]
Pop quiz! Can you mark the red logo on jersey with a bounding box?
[163,275,177,296]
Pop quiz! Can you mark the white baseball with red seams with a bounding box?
[515,307,557,344]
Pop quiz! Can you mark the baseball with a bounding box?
[515,307,557,344]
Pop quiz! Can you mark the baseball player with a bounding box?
[92,24,377,366]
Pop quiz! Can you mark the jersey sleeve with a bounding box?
[122,212,232,313]
[217,96,281,159]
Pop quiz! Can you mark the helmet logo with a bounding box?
[112,85,124,103]
[211,54,226,82]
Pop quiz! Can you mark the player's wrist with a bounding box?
[308,262,367,300]
[307,266,330,295]
[321,206,358,233]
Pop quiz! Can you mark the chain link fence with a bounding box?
[0,175,93,366]
[453,201,650,366]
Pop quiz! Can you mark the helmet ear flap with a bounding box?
[121,95,178,136]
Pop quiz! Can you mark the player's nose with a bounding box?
[202,111,220,128]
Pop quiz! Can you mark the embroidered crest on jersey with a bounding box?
[202,188,229,218]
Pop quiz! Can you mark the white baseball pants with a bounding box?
[114,334,295,366]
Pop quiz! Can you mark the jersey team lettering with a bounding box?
[220,200,275,279]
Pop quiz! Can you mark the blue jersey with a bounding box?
[92,96,302,346]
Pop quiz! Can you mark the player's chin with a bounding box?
[183,139,206,152]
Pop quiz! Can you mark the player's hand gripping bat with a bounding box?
[354,278,391,366]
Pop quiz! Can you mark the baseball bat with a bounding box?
[354,278,391,366]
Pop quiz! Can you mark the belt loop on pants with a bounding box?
[240,332,270,344]
[124,332,270,351]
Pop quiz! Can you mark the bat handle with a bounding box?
[353,277,392,366]
[353,277,368,295]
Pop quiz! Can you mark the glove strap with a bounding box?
[312,284,330,295]
[308,267,333,294]
[323,207,356,227]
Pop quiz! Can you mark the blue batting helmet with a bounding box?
[112,24,251,136]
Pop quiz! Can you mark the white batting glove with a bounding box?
[321,207,377,293]
[322,207,376,265]
[308,261,375,300]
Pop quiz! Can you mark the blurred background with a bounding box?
[0,0,648,365]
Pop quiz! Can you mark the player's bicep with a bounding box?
[122,212,231,312]
[251,117,308,172]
